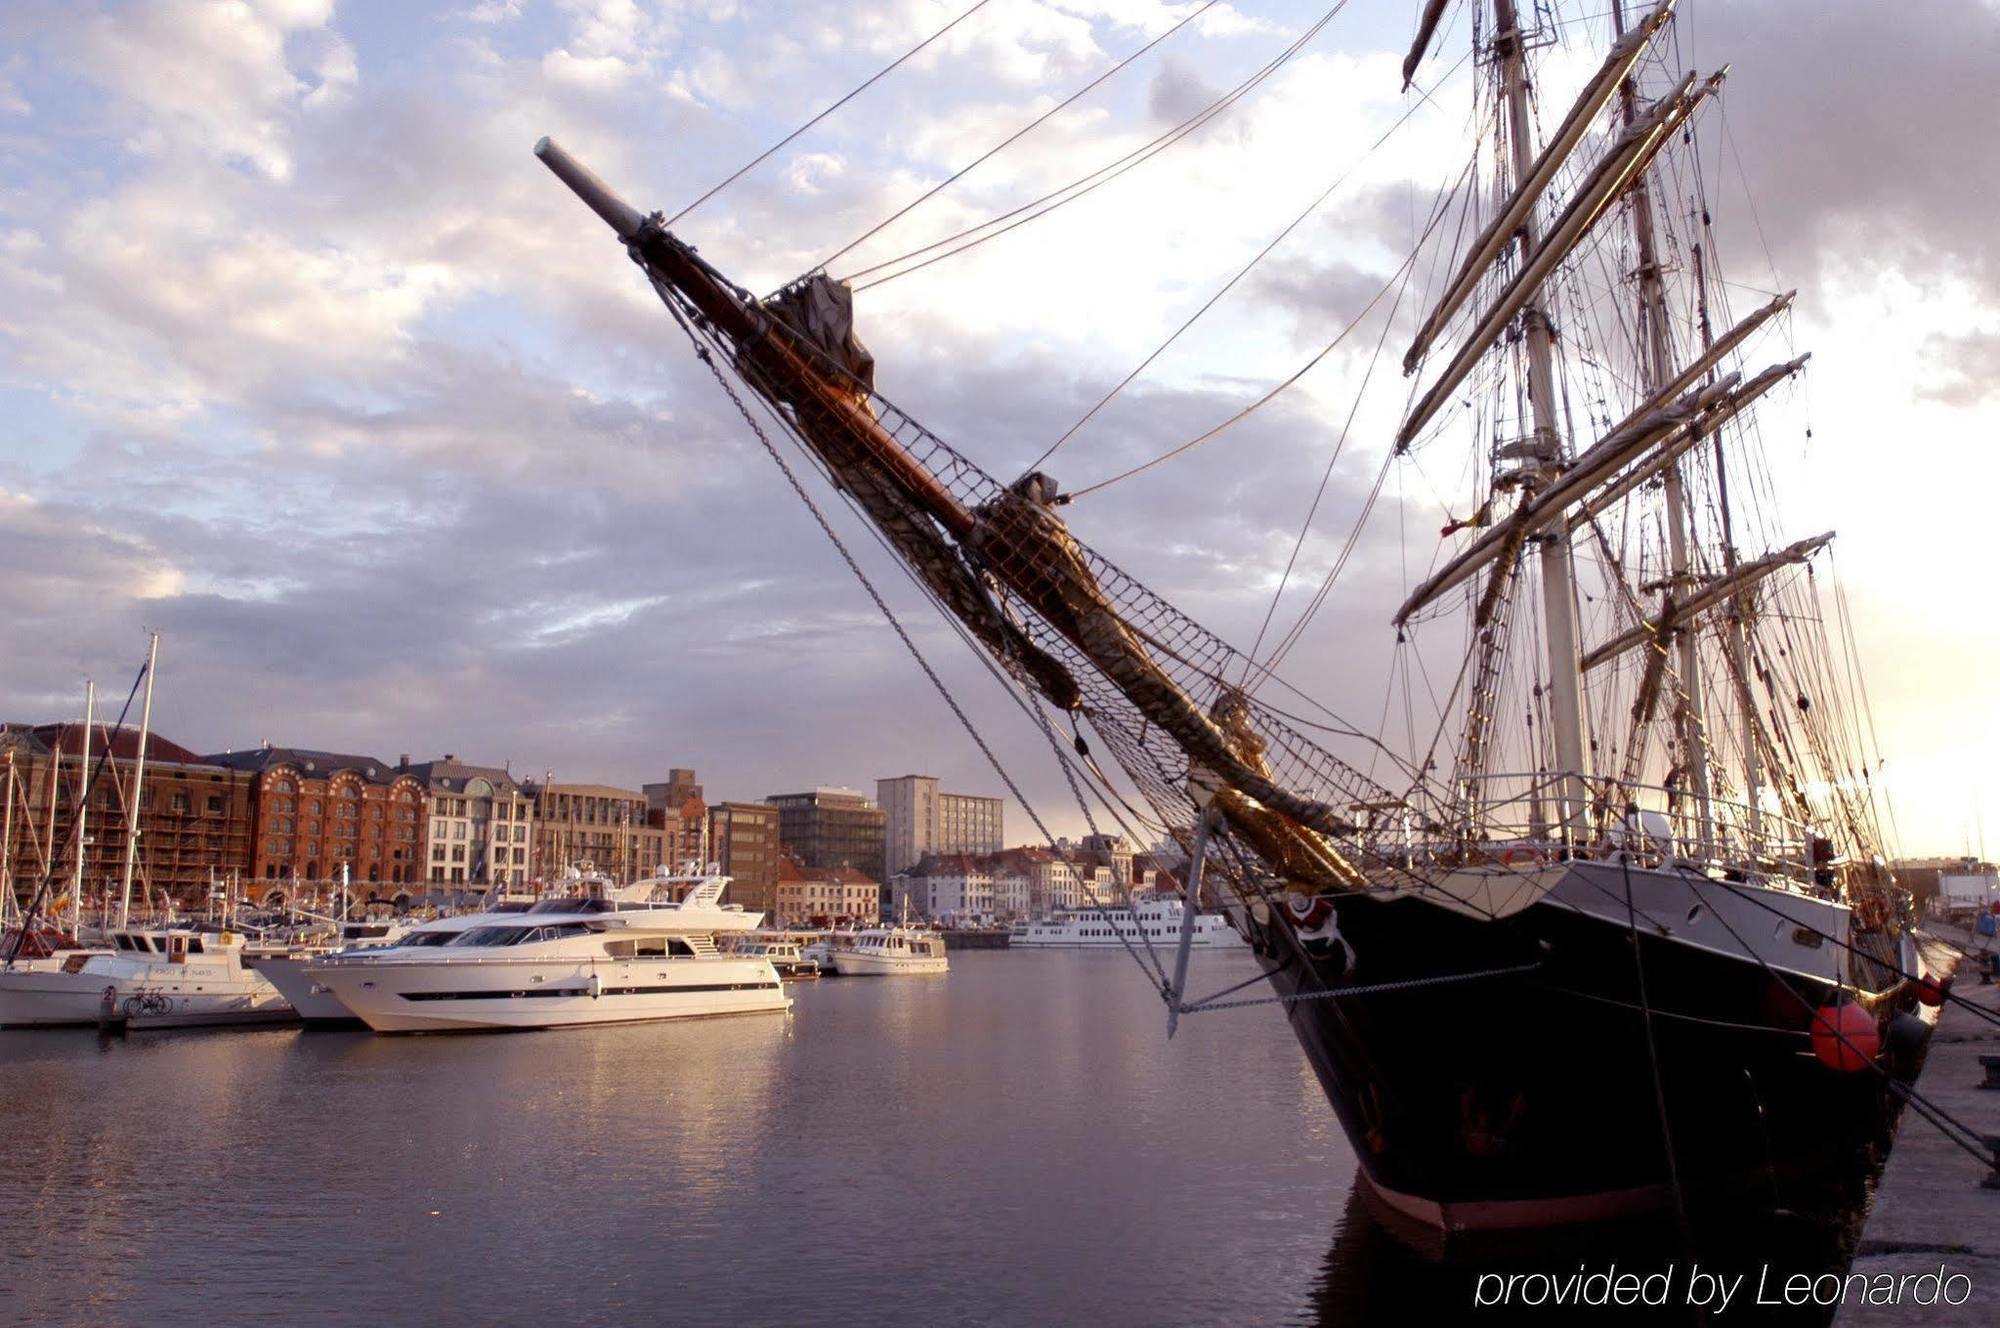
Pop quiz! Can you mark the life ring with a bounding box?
[1284,892,1335,931]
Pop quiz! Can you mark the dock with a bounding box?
[1835,922,2000,1325]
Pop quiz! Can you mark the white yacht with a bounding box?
[0,927,294,1029]
[307,868,787,1033]
[1009,895,1246,949]
[244,916,430,1026]
[817,925,949,976]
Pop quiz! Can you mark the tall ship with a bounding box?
[307,867,788,1033]
[536,0,1923,1235]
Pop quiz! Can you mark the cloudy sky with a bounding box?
[1,0,1994,854]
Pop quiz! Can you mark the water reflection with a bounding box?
[0,951,1873,1327]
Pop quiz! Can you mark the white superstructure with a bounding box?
[307,867,788,1033]
[1010,895,1246,949]
[0,927,293,1029]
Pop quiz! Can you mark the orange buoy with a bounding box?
[1809,997,1879,1072]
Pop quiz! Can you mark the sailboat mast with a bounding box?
[1495,0,1589,835]
[116,631,159,928]
[1609,0,1713,856]
[2,750,16,927]
[74,679,95,937]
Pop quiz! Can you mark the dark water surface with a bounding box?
[1,951,1364,1327]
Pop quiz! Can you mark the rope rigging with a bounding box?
[663,0,1002,228]
[844,0,1353,292]
[814,0,1231,276]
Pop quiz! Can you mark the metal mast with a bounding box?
[1495,0,1590,835]
[73,679,95,936]
[116,631,159,928]
[1609,0,1713,856]
[1,749,16,926]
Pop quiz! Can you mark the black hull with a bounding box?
[1244,874,1905,1235]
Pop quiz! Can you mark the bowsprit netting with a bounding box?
[613,222,1474,914]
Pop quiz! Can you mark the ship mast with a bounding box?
[1608,0,1713,856]
[1494,0,1589,837]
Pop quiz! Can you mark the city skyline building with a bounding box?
[767,786,886,885]
[206,743,427,896]
[525,781,664,884]
[876,774,1004,879]
[403,754,532,888]
[709,800,780,917]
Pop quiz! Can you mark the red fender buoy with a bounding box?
[1809,997,1879,1072]
[1915,974,1947,1007]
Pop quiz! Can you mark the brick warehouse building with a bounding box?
[1,722,256,910]
[206,745,428,900]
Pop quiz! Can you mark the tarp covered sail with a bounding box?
[766,273,877,393]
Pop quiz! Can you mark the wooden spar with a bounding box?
[1401,0,1453,89]
[1396,69,1719,451]
[1402,295,1790,628]
[1621,290,1793,428]
[1393,369,1742,625]
[534,137,974,542]
[1580,532,1834,671]
[1403,0,1676,371]
[1567,354,1808,530]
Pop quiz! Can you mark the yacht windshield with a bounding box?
[448,923,594,947]
[527,898,616,914]
[400,931,457,948]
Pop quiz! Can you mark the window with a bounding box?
[432,845,446,862]
[206,795,223,814]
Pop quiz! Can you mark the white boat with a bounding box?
[244,917,426,1026]
[817,925,949,976]
[306,867,787,1033]
[0,927,294,1029]
[727,932,821,980]
[1009,894,1247,949]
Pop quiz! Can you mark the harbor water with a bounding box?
[0,949,1875,1326]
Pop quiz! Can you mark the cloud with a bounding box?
[1919,329,2000,407]
[0,0,1994,856]
[1694,0,2000,306]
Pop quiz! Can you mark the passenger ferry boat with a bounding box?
[306,867,786,1033]
[1010,895,1247,949]
[811,925,948,976]
[0,927,293,1029]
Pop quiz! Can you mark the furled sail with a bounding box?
[1396,69,1723,451]
[1402,0,1677,371]
[1565,353,1809,530]
[1392,355,1807,625]
[1401,0,1453,90]
[1579,531,1835,670]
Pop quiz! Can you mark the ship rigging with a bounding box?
[532,0,1976,1237]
